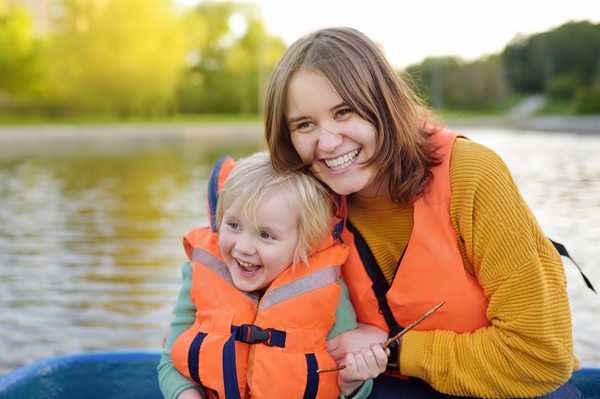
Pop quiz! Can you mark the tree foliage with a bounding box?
[405,55,510,110]
[503,21,600,93]
[176,2,286,114]
[2,4,597,117]
[0,1,45,98]
[48,0,187,116]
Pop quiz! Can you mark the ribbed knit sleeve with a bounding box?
[348,138,578,398]
[403,138,577,397]
[329,278,359,339]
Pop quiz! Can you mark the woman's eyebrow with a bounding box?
[329,102,346,112]
[287,115,308,125]
[288,102,347,125]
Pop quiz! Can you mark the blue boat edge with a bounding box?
[0,351,598,399]
[0,351,163,399]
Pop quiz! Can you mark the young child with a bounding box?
[158,152,389,399]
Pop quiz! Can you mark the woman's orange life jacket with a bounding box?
[340,128,491,355]
[171,156,348,399]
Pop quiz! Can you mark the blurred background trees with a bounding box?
[0,0,285,118]
[405,20,599,115]
[0,0,598,119]
[50,0,187,117]
[176,1,285,114]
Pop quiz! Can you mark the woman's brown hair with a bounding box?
[264,27,442,206]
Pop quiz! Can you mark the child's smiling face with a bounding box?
[218,190,299,293]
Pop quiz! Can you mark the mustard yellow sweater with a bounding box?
[347,138,579,398]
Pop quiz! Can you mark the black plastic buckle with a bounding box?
[236,324,270,344]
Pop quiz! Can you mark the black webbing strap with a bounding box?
[347,220,403,371]
[346,221,401,330]
[550,239,596,293]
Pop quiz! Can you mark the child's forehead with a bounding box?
[225,192,298,225]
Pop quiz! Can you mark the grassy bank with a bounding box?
[0,113,263,126]
[0,96,589,127]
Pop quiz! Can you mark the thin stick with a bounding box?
[316,300,446,373]
[381,300,446,349]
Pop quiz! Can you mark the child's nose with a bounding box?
[235,235,255,255]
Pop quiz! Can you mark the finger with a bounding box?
[350,347,378,378]
[370,343,389,370]
[341,354,360,381]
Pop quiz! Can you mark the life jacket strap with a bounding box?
[207,156,234,233]
[303,353,319,399]
[347,220,406,372]
[223,330,241,399]
[550,239,596,293]
[188,331,207,386]
[232,324,287,347]
[347,221,402,331]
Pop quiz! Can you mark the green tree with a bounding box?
[503,21,600,93]
[176,2,286,114]
[49,0,187,116]
[405,55,509,111]
[0,1,45,99]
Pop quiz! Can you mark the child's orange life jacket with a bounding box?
[171,156,348,398]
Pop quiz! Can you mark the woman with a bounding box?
[263,27,582,398]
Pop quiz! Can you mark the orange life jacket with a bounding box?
[171,156,347,399]
[340,128,492,360]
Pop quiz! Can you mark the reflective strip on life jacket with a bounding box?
[192,246,258,305]
[260,266,340,311]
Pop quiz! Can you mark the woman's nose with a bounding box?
[317,125,343,153]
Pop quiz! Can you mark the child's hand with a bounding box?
[328,323,387,365]
[176,388,205,399]
[337,343,390,397]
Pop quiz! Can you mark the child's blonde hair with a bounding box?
[216,152,333,267]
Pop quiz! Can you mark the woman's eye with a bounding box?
[297,121,313,130]
[337,109,352,117]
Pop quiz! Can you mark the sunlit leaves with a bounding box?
[50,0,187,116]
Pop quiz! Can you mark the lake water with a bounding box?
[0,126,598,376]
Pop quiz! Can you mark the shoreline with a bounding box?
[1,116,598,161]
[0,123,265,161]
[445,115,599,135]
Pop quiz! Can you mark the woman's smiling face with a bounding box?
[285,71,387,198]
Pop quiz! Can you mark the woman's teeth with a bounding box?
[325,149,359,171]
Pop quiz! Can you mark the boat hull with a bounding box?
[0,351,598,398]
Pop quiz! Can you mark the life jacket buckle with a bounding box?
[236,324,270,344]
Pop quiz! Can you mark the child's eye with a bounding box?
[227,222,240,230]
[260,231,275,240]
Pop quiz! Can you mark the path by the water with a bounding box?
[447,95,598,135]
[1,98,598,162]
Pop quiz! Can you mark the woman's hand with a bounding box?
[337,343,390,397]
[327,323,388,365]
